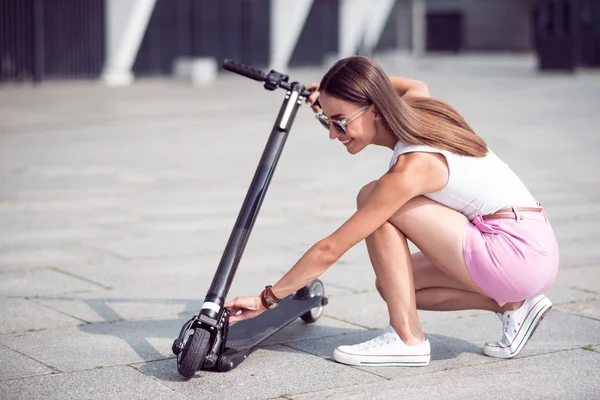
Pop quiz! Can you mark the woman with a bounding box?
[224,56,559,367]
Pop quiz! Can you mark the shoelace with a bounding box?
[357,333,397,350]
[500,312,522,346]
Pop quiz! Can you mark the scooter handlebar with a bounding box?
[222,59,266,82]
[222,59,318,104]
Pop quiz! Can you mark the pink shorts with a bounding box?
[463,208,559,306]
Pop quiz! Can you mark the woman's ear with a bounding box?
[372,107,382,121]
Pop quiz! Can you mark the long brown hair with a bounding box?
[319,56,488,157]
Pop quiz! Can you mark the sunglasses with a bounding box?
[315,105,370,135]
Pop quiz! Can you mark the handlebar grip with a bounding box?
[222,59,266,82]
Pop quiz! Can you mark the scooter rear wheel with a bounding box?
[300,279,325,323]
[177,327,211,378]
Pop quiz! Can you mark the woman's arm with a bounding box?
[225,152,448,321]
[389,76,430,99]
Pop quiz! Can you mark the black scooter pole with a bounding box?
[199,63,308,325]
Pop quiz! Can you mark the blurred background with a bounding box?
[1,0,599,85]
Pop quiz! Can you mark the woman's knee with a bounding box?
[357,180,378,208]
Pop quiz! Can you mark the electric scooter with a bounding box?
[172,59,329,379]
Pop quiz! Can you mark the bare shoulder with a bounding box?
[389,151,448,194]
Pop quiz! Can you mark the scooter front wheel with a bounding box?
[177,327,211,379]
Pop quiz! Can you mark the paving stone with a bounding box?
[321,291,390,329]
[320,290,489,330]
[1,56,600,398]
[554,240,600,268]
[287,328,496,380]
[291,349,600,400]
[319,263,377,294]
[557,299,600,321]
[55,255,223,291]
[0,365,189,400]
[0,227,109,248]
[0,317,184,371]
[287,309,600,381]
[0,248,106,272]
[33,292,199,324]
[554,264,600,294]
[0,345,54,380]
[77,231,230,260]
[543,285,599,306]
[135,345,382,400]
[0,297,82,334]
[421,309,600,357]
[0,268,105,297]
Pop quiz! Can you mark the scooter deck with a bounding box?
[225,295,323,352]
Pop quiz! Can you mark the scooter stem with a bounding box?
[199,82,307,325]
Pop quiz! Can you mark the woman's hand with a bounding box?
[305,82,322,113]
[225,295,267,323]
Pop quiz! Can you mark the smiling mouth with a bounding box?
[340,138,353,146]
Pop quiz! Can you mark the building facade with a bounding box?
[0,0,596,84]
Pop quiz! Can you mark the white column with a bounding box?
[411,0,427,58]
[339,0,370,58]
[269,0,314,71]
[102,0,157,86]
[339,0,397,58]
[361,0,397,55]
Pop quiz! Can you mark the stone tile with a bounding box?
[55,255,222,291]
[557,299,600,321]
[77,231,229,260]
[2,56,600,399]
[320,291,488,331]
[0,248,107,272]
[421,309,600,357]
[554,264,600,294]
[0,365,190,400]
[321,291,389,329]
[0,316,185,371]
[0,345,54,380]
[135,345,382,400]
[555,241,600,268]
[0,227,109,248]
[33,268,350,325]
[33,292,198,324]
[292,349,600,400]
[0,297,82,334]
[319,262,377,294]
[0,268,105,297]
[55,251,301,292]
[544,285,599,306]
[287,328,495,380]
[288,309,600,381]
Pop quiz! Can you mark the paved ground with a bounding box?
[1,54,599,399]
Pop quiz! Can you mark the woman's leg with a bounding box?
[358,183,522,345]
[411,252,524,312]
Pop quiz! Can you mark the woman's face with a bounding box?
[318,93,377,155]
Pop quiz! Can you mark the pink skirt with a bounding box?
[463,209,559,306]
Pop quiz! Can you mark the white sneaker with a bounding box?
[483,294,553,359]
[333,327,430,367]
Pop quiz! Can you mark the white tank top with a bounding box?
[389,141,538,221]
